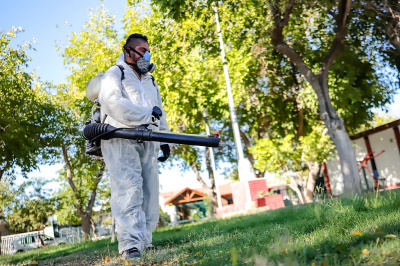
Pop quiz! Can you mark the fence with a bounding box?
[58,227,83,244]
[1,231,42,255]
[1,225,111,255]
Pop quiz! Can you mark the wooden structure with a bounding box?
[326,119,400,195]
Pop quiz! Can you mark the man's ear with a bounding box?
[126,48,132,59]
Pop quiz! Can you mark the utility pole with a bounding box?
[214,5,254,207]
[202,108,223,208]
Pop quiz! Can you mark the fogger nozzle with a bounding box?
[83,123,220,147]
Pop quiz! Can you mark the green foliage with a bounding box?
[251,124,335,173]
[53,156,105,226]
[51,7,114,227]
[223,166,239,182]
[159,206,171,227]
[101,216,112,226]
[58,1,396,187]
[143,0,395,162]
[372,113,400,127]
[250,134,301,173]
[257,190,276,198]
[0,178,56,233]
[298,125,336,165]
[355,113,400,134]
[0,28,63,179]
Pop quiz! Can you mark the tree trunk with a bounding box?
[61,144,105,240]
[111,216,115,243]
[81,215,91,241]
[268,0,361,196]
[0,169,3,181]
[288,178,305,204]
[191,161,217,216]
[304,162,320,203]
[239,130,265,178]
[205,149,218,215]
[90,218,98,240]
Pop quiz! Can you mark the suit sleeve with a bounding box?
[99,67,154,127]
[155,82,171,146]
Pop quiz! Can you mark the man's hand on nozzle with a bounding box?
[158,144,170,162]
[152,106,162,121]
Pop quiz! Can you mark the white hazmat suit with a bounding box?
[99,53,169,253]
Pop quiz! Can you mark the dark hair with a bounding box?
[123,33,148,51]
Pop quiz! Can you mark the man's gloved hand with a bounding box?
[152,106,162,120]
[158,144,170,162]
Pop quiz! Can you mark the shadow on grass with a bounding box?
[0,239,118,265]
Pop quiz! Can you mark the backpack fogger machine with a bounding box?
[83,68,220,155]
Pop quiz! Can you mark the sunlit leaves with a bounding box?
[0,28,63,179]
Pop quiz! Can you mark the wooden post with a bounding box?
[323,163,332,196]
[393,126,400,157]
[364,136,379,189]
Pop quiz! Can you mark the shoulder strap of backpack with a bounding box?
[150,75,159,93]
[115,65,125,81]
[102,65,125,123]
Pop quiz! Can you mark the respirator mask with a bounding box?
[124,45,156,73]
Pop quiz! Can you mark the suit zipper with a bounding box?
[130,68,147,106]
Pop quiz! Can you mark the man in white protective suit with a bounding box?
[98,33,170,259]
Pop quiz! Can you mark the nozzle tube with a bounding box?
[83,123,220,147]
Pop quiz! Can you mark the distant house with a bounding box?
[159,178,285,224]
[326,119,400,195]
[159,185,232,225]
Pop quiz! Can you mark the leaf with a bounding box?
[362,249,370,255]
[351,231,362,236]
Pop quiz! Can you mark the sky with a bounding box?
[0,0,225,193]
[2,0,400,194]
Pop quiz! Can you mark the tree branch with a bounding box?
[87,161,105,218]
[0,169,3,182]
[321,0,351,75]
[268,0,318,85]
[239,130,254,166]
[287,178,305,204]
[205,149,215,189]
[275,43,319,87]
[191,162,210,190]
[258,119,272,139]
[280,0,296,28]
[61,144,84,217]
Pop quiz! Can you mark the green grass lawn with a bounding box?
[2,190,400,265]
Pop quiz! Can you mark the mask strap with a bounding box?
[126,46,144,58]
[125,61,136,67]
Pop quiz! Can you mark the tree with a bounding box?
[146,0,395,196]
[358,1,400,73]
[0,28,62,181]
[0,178,56,233]
[250,125,335,203]
[54,143,105,240]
